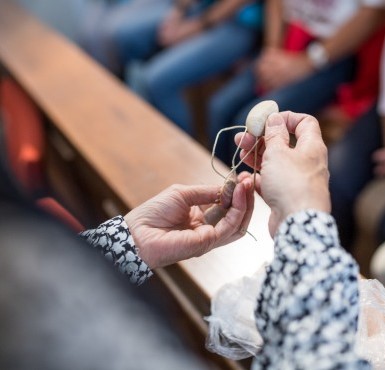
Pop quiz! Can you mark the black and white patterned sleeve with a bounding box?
[252,210,371,370]
[79,216,153,285]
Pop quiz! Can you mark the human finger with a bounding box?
[237,171,252,182]
[239,140,264,171]
[235,130,264,155]
[238,176,255,234]
[166,184,222,207]
[215,182,250,242]
[238,136,264,169]
[192,183,251,255]
[237,171,261,194]
[278,111,323,153]
[239,149,256,169]
[242,171,261,195]
[235,131,256,150]
[263,112,290,151]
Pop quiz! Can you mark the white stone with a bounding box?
[245,100,279,137]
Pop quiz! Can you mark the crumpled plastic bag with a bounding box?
[356,279,385,369]
[204,266,266,360]
[206,269,385,368]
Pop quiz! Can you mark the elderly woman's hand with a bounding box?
[235,111,330,236]
[124,175,254,269]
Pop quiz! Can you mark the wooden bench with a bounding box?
[0,2,273,368]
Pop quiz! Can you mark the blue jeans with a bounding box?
[81,0,172,74]
[16,0,89,42]
[328,106,384,250]
[133,21,258,135]
[208,56,355,164]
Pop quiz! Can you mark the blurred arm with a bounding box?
[263,0,285,48]
[320,7,385,62]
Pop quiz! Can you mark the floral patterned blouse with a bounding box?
[80,210,370,369]
[252,210,370,369]
[79,216,152,285]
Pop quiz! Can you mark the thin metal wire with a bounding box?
[211,125,259,181]
[211,125,245,179]
[210,125,260,243]
[231,127,247,168]
[253,139,258,189]
[226,139,259,181]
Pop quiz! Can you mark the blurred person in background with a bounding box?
[208,0,385,165]
[127,0,263,135]
[328,105,385,252]
[329,37,385,254]
[81,0,170,75]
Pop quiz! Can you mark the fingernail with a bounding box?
[267,113,282,127]
[242,179,248,187]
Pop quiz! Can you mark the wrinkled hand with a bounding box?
[373,147,385,177]
[235,111,330,236]
[124,176,254,269]
[256,49,314,91]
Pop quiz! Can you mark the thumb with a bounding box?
[264,112,290,149]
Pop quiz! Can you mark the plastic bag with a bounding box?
[206,268,385,367]
[204,266,266,360]
[356,279,385,370]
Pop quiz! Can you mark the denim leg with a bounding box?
[209,57,354,163]
[234,56,356,126]
[328,106,382,250]
[106,0,172,61]
[140,22,258,135]
[270,57,355,113]
[82,0,172,72]
[80,1,112,65]
[16,0,89,41]
[208,67,256,164]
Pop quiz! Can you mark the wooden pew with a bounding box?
[0,2,274,368]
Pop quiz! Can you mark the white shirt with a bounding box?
[283,0,385,38]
